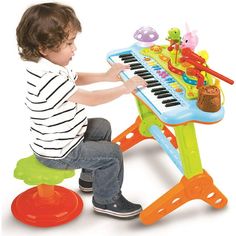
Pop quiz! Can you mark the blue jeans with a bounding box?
[36,118,123,204]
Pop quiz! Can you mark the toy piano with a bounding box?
[108,26,234,225]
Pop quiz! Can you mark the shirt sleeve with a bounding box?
[39,72,77,109]
[71,69,78,81]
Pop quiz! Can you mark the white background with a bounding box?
[1,0,236,235]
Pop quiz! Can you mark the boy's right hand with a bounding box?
[123,76,147,93]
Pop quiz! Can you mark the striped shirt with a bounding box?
[25,58,88,159]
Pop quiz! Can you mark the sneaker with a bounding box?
[79,178,93,193]
[93,195,142,218]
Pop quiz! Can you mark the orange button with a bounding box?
[175,88,183,93]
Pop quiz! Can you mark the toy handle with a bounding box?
[184,58,234,85]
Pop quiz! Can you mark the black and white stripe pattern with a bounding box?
[25,58,87,159]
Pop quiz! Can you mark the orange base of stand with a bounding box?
[11,185,83,227]
[140,170,227,225]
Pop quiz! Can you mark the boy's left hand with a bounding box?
[105,63,130,82]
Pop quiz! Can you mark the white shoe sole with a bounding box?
[79,185,93,193]
[93,206,142,218]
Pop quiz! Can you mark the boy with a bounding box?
[16,2,146,218]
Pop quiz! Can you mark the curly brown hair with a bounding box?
[16,2,82,62]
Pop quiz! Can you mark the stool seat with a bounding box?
[14,154,75,185]
[11,154,83,227]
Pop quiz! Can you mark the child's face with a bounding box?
[42,31,78,67]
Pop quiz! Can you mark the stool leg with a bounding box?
[37,184,54,198]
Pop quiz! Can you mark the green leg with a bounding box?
[174,123,203,179]
[135,98,164,137]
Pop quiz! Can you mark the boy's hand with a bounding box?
[105,63,130,82]
[123,76,147,93]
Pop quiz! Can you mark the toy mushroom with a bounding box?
[133,26,159,47]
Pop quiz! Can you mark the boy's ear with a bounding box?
[38,46,48,56]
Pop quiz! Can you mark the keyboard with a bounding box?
[107,44,224,125]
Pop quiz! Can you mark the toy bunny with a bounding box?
[181,24,198,51]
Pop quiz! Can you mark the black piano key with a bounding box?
[124,58,138,63]
[121,56,135,61]
[151,87,162,92]
[146,80,158,84]
[130,63,142,67]
[154,90,169,96]
[157,94,172,99]
[152,82,161,86]
[142,75,154,80]
[162,98,177,104]
[147,82,161,88]
[152,87,166,92]
[119,53,133,58]
[130,65,144,70]
[134,70,148,74]
[137,72,151,76]
[165,102,181,107]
